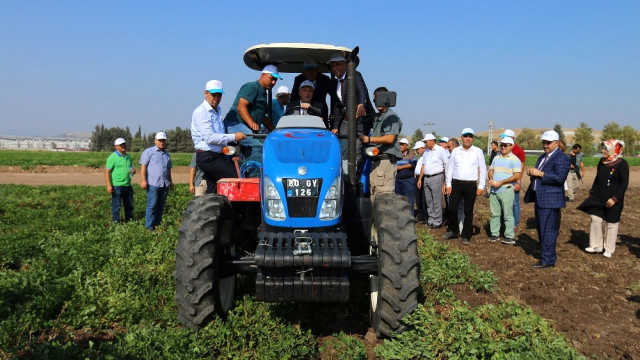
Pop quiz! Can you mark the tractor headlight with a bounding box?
[264,176,285,220]
[320,176,341,220]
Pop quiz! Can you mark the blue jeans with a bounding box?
[145,185,169,229]
[226,121,263,177]
[111,186,134,222]
[513,190,521,227]
[395,177,416,208]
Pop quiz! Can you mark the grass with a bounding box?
[0,184,584,359]
[0,150,193,168]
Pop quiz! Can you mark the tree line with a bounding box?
[90,125,194,153]
[407,121,638,157]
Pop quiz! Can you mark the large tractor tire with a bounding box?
[369,192,420,338]
[175,194,236,330]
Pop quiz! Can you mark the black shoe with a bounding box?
[488,236,499,243]
[442,231,458,240]
[461,237,470,245]
[501,238,516,245]
[429,224,442,229]
[532,261,554,269]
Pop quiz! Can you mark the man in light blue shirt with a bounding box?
[191,79,246,193]
[140,131,173,230]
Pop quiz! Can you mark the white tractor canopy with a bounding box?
[243,43,359,74]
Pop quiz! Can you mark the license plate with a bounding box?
[285,178,320,197]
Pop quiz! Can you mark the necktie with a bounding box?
[537,154,549,170]
[534,155,549,190]
[339,79,345,100]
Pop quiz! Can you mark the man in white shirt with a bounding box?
[442,128,487,244]
[417,134,448,228]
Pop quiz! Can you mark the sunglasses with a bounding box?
[542,140,552,145]
[500,143,511,148]
[462,134,474,138]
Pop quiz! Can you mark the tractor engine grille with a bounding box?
[255,231,351,302]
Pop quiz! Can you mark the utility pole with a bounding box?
[487,120,493,156]
[423,122,435,134]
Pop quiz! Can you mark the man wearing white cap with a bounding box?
[224,65,281,176]
[443,128,487,244]
[285,80,327,127]
[192,80,247,194]
[413,141,428,222]
[500,129,526,231]
[105,137,135,223]
[524,130,571,268]
[271,86,291,127]
[140,131,174,230]
[290,59,331,121]
[417,133,449,228]
[395,138,417,207]
[438,137,450,153]
[487,136,521,244]
[328,53,374,157]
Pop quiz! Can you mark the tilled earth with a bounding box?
[424,167,640,359]
[2,165,639,359]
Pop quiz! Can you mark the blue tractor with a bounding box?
[175,43,419,338]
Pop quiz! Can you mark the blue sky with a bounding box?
[1,0,638,138]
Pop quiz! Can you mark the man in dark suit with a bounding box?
[524,130,571,269]
[290,59,331,122]
[285,80,327,127]
[327,53,375,161]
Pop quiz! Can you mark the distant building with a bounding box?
[0,135,91,151]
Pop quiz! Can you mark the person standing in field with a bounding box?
[105,137,135,223]
[566,143,585,202]
[140,131,174,231]
[487,136,521,244]
[189,153,207,197]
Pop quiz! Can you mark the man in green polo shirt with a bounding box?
[105,138,135,223]
[224,65,281,177]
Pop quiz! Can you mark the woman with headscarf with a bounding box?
[577,139,629,258]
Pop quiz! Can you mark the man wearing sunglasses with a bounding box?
[487,137,521,244]
[443,128,487,245]
[524,130,571,269]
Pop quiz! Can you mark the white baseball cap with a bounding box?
[205,80,225,94]
[300,80,315,90]
[276,86,290,96]
[500,129,516,138]
[262,65,282,79]
[500,137,514,145]
[114,138,126,146]
[327,53,346,63]
[461,128,475,136]
[540,130,559,142]
[422,134,436,141]
[155,131,167,140]
[439,136,449,143]
[413,141,425,149]
[398,138,409,145]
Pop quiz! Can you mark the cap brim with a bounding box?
[208,89,225,94]
[270,73,282,79]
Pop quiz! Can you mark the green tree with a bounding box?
[601,121,623,141]
[621,125,639,157]
[515,128,541,150]
[411,128,424,148]
[573,122,595,156]
[553,123,565,143]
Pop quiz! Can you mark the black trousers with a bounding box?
[414,177,427,220]
[196,151,237,194]
[447,179,478,238]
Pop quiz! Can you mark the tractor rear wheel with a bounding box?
[175,194,236,330]
[369,192,420,338]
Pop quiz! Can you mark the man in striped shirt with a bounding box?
[487,136,522,244]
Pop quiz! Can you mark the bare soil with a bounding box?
[2,165,639,359]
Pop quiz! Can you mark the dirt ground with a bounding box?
[2,165,639,359]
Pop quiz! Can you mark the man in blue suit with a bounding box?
[524,130,571,269]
